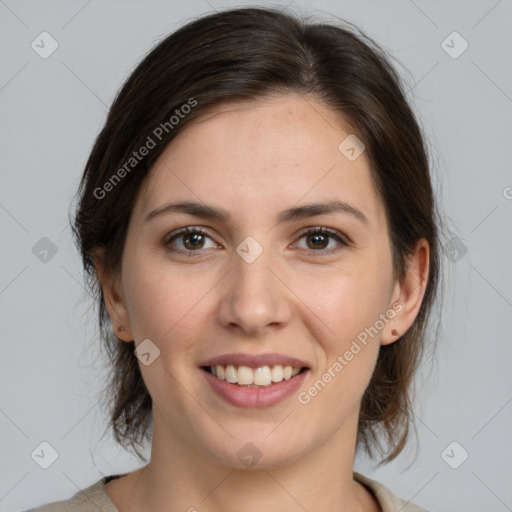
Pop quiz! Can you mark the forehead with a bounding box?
[134,94,384,227]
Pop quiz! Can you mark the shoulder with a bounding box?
[22,472,428,512]
[20,477,119,512]
[353,471,429,512]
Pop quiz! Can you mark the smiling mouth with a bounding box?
[202,364,307,387]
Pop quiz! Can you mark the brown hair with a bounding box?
[72,6,441,465]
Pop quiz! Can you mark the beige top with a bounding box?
[23,471,427,512]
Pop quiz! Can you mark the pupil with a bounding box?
[310,233,327,249]
[185,233,203,249]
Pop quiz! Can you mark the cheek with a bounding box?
[297,265,391,393]
[123,238,393,357]
[123,257,217,346]
[301,265,391,343]
[122,264,213,403]
[300,280,384,415]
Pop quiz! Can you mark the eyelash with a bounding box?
[164,226,349,258]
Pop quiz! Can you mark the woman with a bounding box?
[26,6,440,512]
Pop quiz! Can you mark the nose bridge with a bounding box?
[217,234,290,334]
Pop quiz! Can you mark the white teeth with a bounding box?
[225,364,237,384]
[209,364,303,386]
[253,365,272,386]
[271,365,283,382]
[237,365,253,385]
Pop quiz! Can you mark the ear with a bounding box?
[380,238,430,346]
[93,248,133,342]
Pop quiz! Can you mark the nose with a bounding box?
[216,243,292,337]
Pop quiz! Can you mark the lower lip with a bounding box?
[201,368,308,408]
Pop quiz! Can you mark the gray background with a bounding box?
[1,1,511,511]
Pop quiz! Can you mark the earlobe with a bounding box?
[381,239,430,346]
[93,248,133,342]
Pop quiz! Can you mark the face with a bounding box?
[100,93,426,469]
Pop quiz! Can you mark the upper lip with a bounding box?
[200,352,309,369]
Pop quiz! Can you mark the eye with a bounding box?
[164,227,218,256]
[164,226,349,258]
[294,227,349,256]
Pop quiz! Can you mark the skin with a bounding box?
[95,93,429,512]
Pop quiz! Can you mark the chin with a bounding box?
[197,427,310,470]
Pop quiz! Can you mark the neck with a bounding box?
[120,408,375,512]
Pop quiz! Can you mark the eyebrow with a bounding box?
[144,199,369,226]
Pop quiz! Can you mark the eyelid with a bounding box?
[163,226,211,244]
[296,226,351,245]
